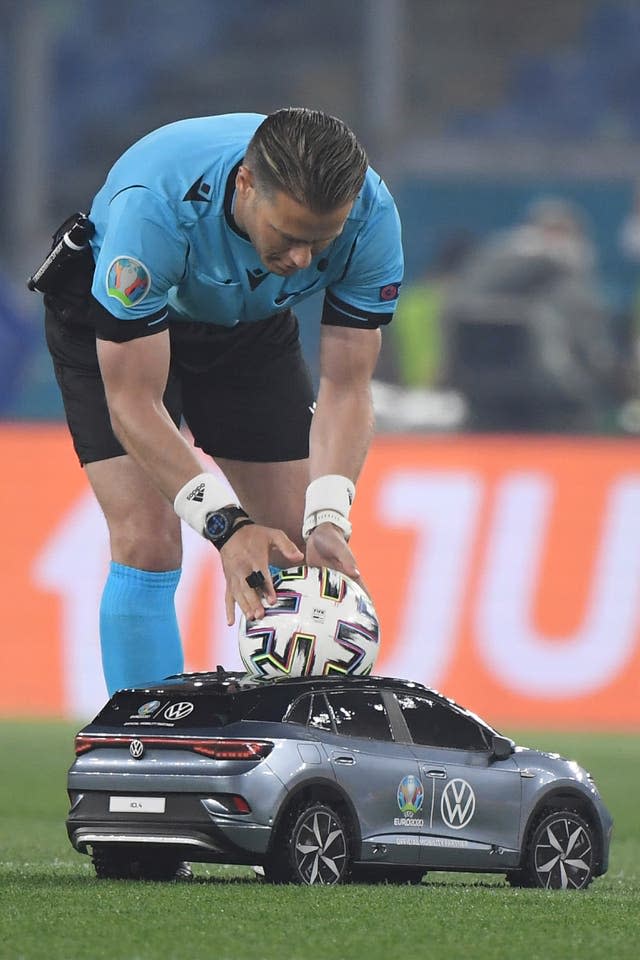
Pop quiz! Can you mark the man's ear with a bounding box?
[236,164,254,196]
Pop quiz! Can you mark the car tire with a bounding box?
[92,845,182,881]
[264,801,351,885]
[508,807,596,890]
[351,864,425,885]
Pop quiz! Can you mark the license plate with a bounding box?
[109,796,166,813]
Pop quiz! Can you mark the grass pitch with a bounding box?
[0,721,638,960]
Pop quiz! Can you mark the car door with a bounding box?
[312,689,422,866]
[392,691,522,870]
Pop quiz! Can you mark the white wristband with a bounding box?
[302,474,355,541]
[174,472,236,537]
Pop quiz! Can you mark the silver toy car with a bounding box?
[66,670,613,888]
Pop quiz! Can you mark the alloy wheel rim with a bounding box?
[294,810,347,884]
[534,816,593,889]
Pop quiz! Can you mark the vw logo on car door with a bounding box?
[163,701,194,721]
[441,778,476,829]
[129,739,144,759]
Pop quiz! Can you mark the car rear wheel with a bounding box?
[265,801,351,885]
[92,844,182,881]
[508,808,596,890]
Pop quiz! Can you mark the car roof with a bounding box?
[122,668,451,705]
[99,670,502,737]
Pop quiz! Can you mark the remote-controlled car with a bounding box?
[66,671,613,888]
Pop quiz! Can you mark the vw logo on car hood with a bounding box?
[129,739,144,759]
[163,701,194,721]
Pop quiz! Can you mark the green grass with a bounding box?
[0,722,638,960]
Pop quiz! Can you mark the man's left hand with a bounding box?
[305,522,363,588]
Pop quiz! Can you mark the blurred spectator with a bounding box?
[386,232,476,389]
[616,181,640,431]
[439,197,620,432]
[0,269,38,414]
[619,183,640,263]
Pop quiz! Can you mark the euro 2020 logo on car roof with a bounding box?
[136,700,161,718]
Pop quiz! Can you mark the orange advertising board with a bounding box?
[1,425,639,728]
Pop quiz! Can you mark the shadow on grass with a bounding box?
[0,872,257,889]
[2,869,510,891]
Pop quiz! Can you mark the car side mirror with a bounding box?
[491,734,514,761]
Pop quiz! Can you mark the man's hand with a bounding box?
[220,523,303,625]
[305,522,362,586]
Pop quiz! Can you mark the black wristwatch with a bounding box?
[204,506,254,551]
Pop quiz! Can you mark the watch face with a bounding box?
[205,512,230,541]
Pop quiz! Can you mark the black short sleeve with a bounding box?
[321,291,394,329]
[90,296,169,342]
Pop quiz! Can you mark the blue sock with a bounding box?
[100,562,183,695]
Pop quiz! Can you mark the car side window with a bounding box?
[395,694,488,751]
[285,694,312,726]
[243,688,298,723]
[309,694,333,732]
[325,690,393,741]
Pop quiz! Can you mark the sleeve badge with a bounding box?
[106,256,151,307]
[379,282,401,302]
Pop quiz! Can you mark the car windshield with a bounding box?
[92,684,304,728]
[92,691,239,727]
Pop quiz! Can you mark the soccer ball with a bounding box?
[238,565,380,680]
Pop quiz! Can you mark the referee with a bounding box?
[37,107,404,698]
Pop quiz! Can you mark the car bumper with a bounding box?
[66,790,273,863]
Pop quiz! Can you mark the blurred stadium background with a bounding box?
[1,0,640,731]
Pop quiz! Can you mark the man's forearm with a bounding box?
[97,332,208,505]
[109,400,205,502]
[308,380,375,482]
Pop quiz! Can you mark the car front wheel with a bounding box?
[509,808,596,890]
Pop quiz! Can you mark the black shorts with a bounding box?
[45,304,315,465]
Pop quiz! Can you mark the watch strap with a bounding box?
[204,506,254,551]
[302,508,352,541]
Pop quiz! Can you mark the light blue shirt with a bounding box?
[89,114,403,329]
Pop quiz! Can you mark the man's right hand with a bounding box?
[219,523,303,625]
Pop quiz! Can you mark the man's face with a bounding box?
[234,165,353,276]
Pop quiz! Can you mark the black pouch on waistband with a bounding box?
[30,213,96,327]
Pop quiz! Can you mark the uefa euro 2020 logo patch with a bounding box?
[106,256,151,307]
[397,774,424,816]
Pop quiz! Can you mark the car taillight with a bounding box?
[75,734,128,755]
[190,739,273,760]
[205,794,253,814]
[74,734,273,760]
